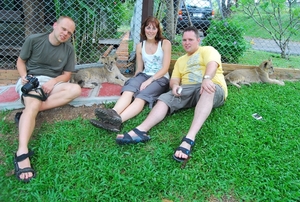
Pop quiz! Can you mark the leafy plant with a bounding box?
[202,19,249,63]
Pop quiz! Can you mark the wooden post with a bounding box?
[141,0,154,41]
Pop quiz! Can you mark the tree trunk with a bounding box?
[221,0,232,18]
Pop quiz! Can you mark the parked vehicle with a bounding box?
[177,0,214,36]
[163,0,214,36]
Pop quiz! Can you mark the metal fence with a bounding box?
[0,0,299,70]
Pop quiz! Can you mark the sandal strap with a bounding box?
[182,137,195,146]
[116,128,150,144]
[15,150,34,162]
[132,128,148,141]
[15,167,36,182]
[176,146,191,156]
[122,132,133,141]
[16,167,36,177]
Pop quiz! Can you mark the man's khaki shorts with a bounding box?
[158,84,225,114]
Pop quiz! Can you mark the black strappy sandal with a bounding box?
[116,128,150,145]
[173,136,195,162]
[13,150,36,183]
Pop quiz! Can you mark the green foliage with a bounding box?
[202,20,249,63]
[1,82,300,201]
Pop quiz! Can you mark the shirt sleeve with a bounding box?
[171,58,181,79]
[19,35,34,61]
[63,43,76,72]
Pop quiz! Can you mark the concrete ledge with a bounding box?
[1,60,300,86]
[0,95,121,111]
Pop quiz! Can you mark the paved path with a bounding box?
[245,37,300,56]
[0,83,122,111]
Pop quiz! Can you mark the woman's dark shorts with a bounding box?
[121,72,169,108]
[158,84,225,114]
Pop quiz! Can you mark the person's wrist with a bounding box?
[203,75,212,80]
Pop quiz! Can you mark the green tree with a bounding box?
[238,0,300,58]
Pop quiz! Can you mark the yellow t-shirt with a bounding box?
[172,46,228,99]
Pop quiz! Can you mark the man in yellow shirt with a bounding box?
[116,26,228,162]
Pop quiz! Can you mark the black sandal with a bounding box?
[116,128,150,145]
[173,136,195,162]
[13,150,36,182]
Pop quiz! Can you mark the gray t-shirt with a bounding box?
[20,33,75,78]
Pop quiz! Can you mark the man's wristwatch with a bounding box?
[203,75,212,80]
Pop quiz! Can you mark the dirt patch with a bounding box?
[5,104,105,128]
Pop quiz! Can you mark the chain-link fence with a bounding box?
[1,0,299,70]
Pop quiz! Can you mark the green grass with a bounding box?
[1,82,300,201]
[238,50,300,68]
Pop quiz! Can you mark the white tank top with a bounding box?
[142,40,170,79]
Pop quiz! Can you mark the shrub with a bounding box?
[202,20,249,63]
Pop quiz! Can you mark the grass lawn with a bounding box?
[0,81,299,201]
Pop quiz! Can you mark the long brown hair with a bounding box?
[140,16,165,42]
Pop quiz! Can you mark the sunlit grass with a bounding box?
[1,82,299,201]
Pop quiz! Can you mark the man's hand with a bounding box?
[172,84,181,96]
[42,79,57,94]
[200,79,216,94]
[21,75,29,85]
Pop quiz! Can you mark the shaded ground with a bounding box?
[5,104,104,128]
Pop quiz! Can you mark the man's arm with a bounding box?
[16,57,28,83]
[170,77,181,95]
[201,61,218,94]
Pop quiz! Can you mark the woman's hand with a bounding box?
[140,78,152,91]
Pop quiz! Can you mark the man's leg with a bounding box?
[15,83,81,181]
[116,100,169,140]
[39,83,81,111]
[174,90,214,160]
[16,97,42,181]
